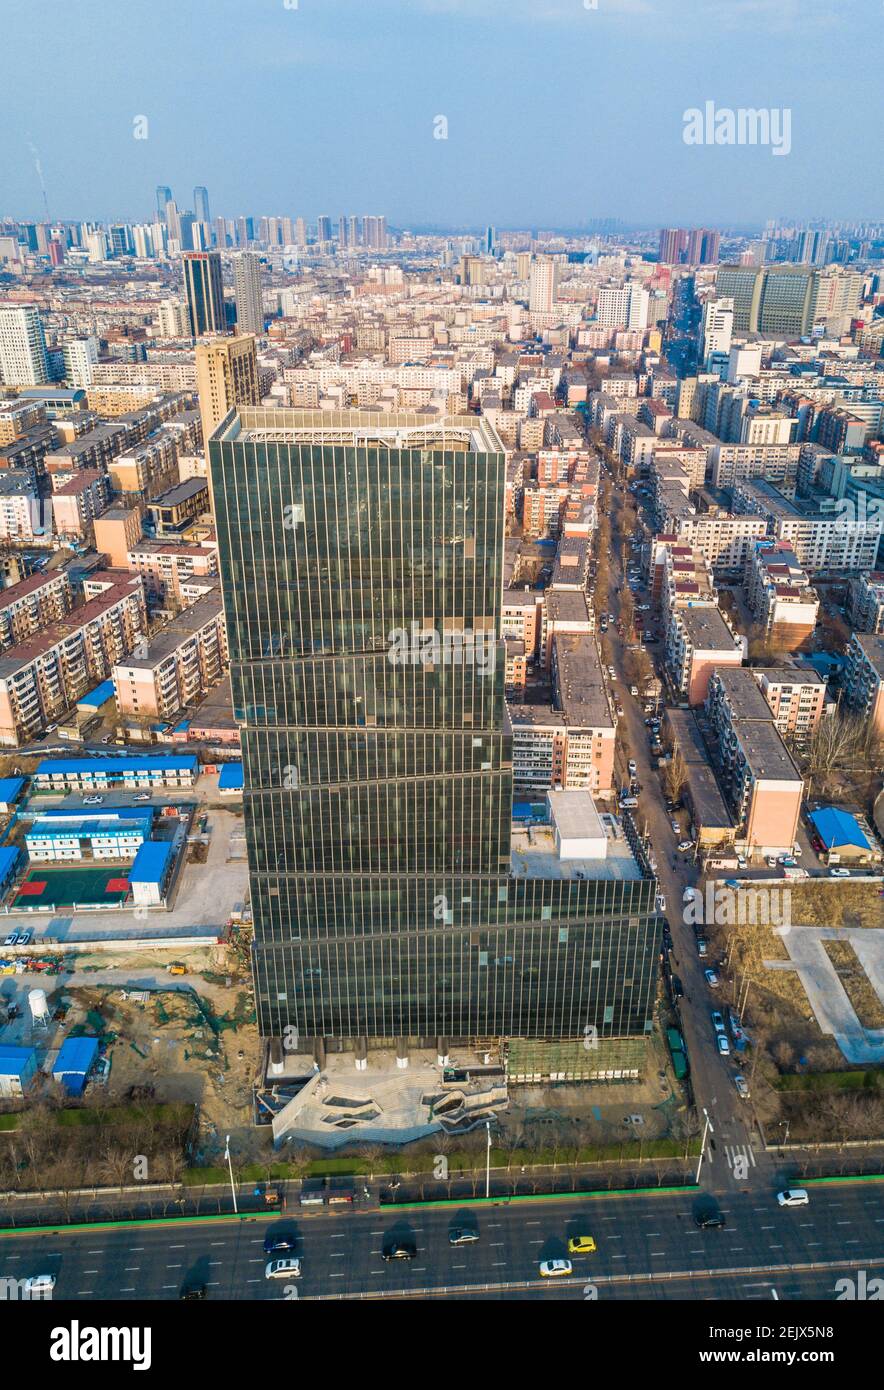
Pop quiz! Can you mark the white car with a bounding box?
[683,886,699,905]
[265,1258,301,1279]
[538,1259,573,1279]
[716,1034,730,1057]
[133,793,151,803]
[777,1189,809,1208]
[829,867,850,878]
[678,840,694,853]
[24,1274,56,1297]
[627,760,637,775]
[670,819,680,834]
[655,893,666,912]
[83,794,103,805]
[3,931,17,947]
[734,1075,750,1099]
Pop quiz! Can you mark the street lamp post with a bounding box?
[224,1133,238,1214]
[485,1121,492,1199]
[695,1107,714,1186]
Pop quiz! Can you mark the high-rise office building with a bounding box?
[233,252,264,336]
[686,228,720,266]
[195,335,261,442]
[194,186,211,223]
[182,250,225,337]
[0,305,49,386]
[156,185,172,219]
[209,407,658,1050]
[338,216,347,248]
[529,256,559,313]
[348,215,360,248]
[486,225,496,254]
[164,200,182,245]
[316,215,332,244]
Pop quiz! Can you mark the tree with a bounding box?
[660,749,687,803]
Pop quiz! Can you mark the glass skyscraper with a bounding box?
[210,408,657,1050]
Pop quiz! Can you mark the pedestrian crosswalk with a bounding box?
[724,1143,756,1178]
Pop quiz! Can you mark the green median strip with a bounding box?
[384,1184,698,1210]
[0,1210,280,1239]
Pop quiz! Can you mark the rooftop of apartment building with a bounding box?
[709,666,775,720]
[52,469,106,496]
[544,590,592,624]
[729,718,804,784]
[212,406,506,455]
[677,605,739,650]
[754,665,826,687]
[129,540,216,559]
[117,588,223,673]
[853,632,884,678]
[147,477,209,509]
[553,632,613,728]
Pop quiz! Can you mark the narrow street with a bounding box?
[602,490,767,1194]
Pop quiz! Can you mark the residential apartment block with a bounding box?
[842,632,884,736]
[665,604,743,705]
[112,588,228,722]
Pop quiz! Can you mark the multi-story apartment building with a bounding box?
[113,588,227,722]
[666,604,743,705]
[846,571,884,634]
[659,515,769,572]
[733,480,884,572]
[745,539,819,651]
[50,469,112,543]
[752,667,829,740]
[0,569,73,651]
[842,632,884,736]
[127,541,219,608]
[660,543,718,614]
[0,576,146,745]
[108,431,181,503]
[195,334,261,442]
[508,633,615,797]
[0,305,49,386]
[705,666,804,853]
[145,478,210,537]
[0,473,48,543]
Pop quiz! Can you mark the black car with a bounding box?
[263,1230,297,1255]
[695,1212,726,1229]
[382,1242,417,1262]
[180,1282,207,1300]
[448,1227,479,1246]
[671,975,684,999]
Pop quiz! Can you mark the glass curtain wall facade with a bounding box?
[210,408,657,1047]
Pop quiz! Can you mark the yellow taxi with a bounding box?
[567,1235,597,1255]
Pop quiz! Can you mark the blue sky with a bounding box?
[3,0,882,229]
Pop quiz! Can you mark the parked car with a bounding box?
[133,793,151,803]
[678,840,694,853]
[705,969,720,988]
[716,1034,730,1057]
[670,819,680,834]
[3,932,17,947]
[655,893,666,912]
[733,1075,750,1099]
[539,1259,573,1278]
[83,794,104,805]
[16,931,31,947]
[697,939,708,958]
[777,1189,809,1208]
[710,1010,725,1032]
[627,759,637,775]
[829,867,850,878]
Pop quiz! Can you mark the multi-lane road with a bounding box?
[2,1185,882,1301]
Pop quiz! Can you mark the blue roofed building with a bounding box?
[77,680,115,715]
[808,806,879,865]
[0,1044,37,1099]
[218,762,243,795]
[26,808,152,862]
[129,839,176,906]
[0,844,21,897]
[0,776,25,811]
[33,755,198,793]
[52,1037,99,1096]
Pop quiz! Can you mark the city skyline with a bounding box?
[3,0,882,226]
